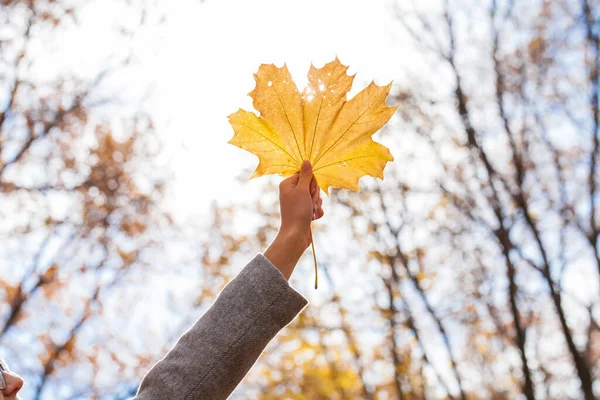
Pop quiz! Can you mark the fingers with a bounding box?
[311,177,319,204]
[280,161,314,194]
[312,196,324,220]
[279,172,299,193]
[311,179,321,220]
[315,207,324,220]
[297,160,313,190]
[313,207,324,220]
[288,173,300,186]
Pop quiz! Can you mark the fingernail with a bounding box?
[302,160,311,172]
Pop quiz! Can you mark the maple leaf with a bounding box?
[228,58,396,195]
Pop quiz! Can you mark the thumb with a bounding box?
[297,160,312,190]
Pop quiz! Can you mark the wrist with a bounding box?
[279,225,311,249]
[264,228,308,280]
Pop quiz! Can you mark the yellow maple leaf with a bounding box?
[228,58,396,195]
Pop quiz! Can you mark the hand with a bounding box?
[0,370,23,400]
[278,160,324,248]
[264,160,324,279]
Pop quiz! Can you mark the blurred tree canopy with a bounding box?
[223,0,600,399]
[0,0,173,398]
[1,0,599,399]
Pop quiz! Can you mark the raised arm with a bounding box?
[134,161,323,400]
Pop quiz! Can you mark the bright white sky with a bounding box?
[127,0,411,221]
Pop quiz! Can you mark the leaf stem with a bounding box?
[310,225,318,289]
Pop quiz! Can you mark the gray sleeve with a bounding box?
[134,254,308,400]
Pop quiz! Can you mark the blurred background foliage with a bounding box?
[1,0,599,399]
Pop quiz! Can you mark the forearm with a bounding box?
[134,254,307,400]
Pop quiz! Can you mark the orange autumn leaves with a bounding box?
[228,58,396,194]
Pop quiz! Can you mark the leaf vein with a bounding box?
[236,122,299,165]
